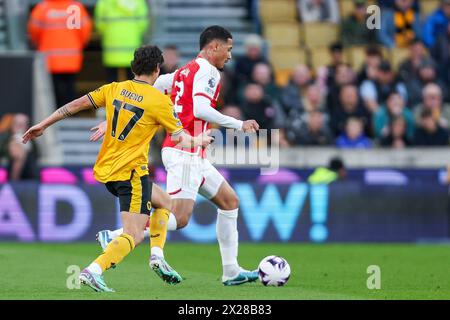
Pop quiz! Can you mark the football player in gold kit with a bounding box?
[22,45,213,292]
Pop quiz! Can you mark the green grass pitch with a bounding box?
[1,242,450,300]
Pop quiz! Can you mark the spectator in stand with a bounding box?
[380,116,412,148]
[250,62,279,102]
[336,117,372,148]
[0,114,38,181]
[285,110,333,146]
[404,58,448,106]
[280,64,314,117]
[239,83,277,131]
[95,0,149,82]
[233,34,269,91]
[431,22,450,85]
[360,60,408,113]
[398,39,428,83]
[160,45,180,75]
[327,63,357,114]
[302,83,327,114]
[299,0,340,23]
[414,109,449,146]
[341,0,377,46]
[377,0,420,12]
[331,84,371,137]
[28,0,92,107]
[373,91,415,141]
[423,0,450,49]
[357,46,383,84]
[378,0,421,48]
[325,42,345,88]
[413,83,450,129]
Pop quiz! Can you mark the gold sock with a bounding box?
[94,233,135,272]
[149,208,169,251]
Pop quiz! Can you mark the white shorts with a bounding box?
[161,148,225,200]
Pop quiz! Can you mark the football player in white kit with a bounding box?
[94,26,260,285]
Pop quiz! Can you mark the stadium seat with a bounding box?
[389,48,411,71]
[339,0,377,17]
[274,69,293,87]
[300,23,340,47]
[259,0,298,22]
[309,47,333,70]
[345,46,368,70]
[269,47,307,70]
[421,0,440,16]
[339,0,356,17]
[309,47,351,70]
[264,22,301,47]
[344,45,390,70]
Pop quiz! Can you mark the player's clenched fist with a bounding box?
[242,119,259,133]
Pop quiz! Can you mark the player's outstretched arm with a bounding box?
[192,95,260,132]
[22,95,93,144]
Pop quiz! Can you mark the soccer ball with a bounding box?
[258,255,291,286]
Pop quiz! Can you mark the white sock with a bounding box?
[151,246,164,258]
[168,212,177,231]
[216,208,240,277]
[87,262,102,275]
[110,228,123,238]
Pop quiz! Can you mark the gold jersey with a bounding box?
[87,79,183,183]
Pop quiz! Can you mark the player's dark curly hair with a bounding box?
[199,25,232,50]
[131,45,164,76]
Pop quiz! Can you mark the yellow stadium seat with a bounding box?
[264,22,302,47]
[300,23,340,47]
[275,69,293,87]
[309,47,351,70]
[309,47,332,70]
[269,47,307,70]
[340,0,377,17]
[421,0,440,16]
[340,0,355,17]
[344,45,390,70]
[260,0,298,22]
[345,46,368,70]
[389,48,411,71]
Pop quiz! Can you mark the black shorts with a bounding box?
[105,170,153,215]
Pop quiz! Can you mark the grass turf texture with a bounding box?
[1,243,449,300]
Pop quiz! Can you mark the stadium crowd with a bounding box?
[217,0,450,148]
[12,0,450,150]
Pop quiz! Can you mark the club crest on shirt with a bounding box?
[208,78,216,88]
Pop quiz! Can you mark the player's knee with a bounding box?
[176,214,190,229]
[220,193,239,211]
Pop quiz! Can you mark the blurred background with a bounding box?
[0,0,450,244]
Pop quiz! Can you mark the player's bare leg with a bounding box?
[80,212,148,292]
[210,180,259,285]
[170,198,196,229]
